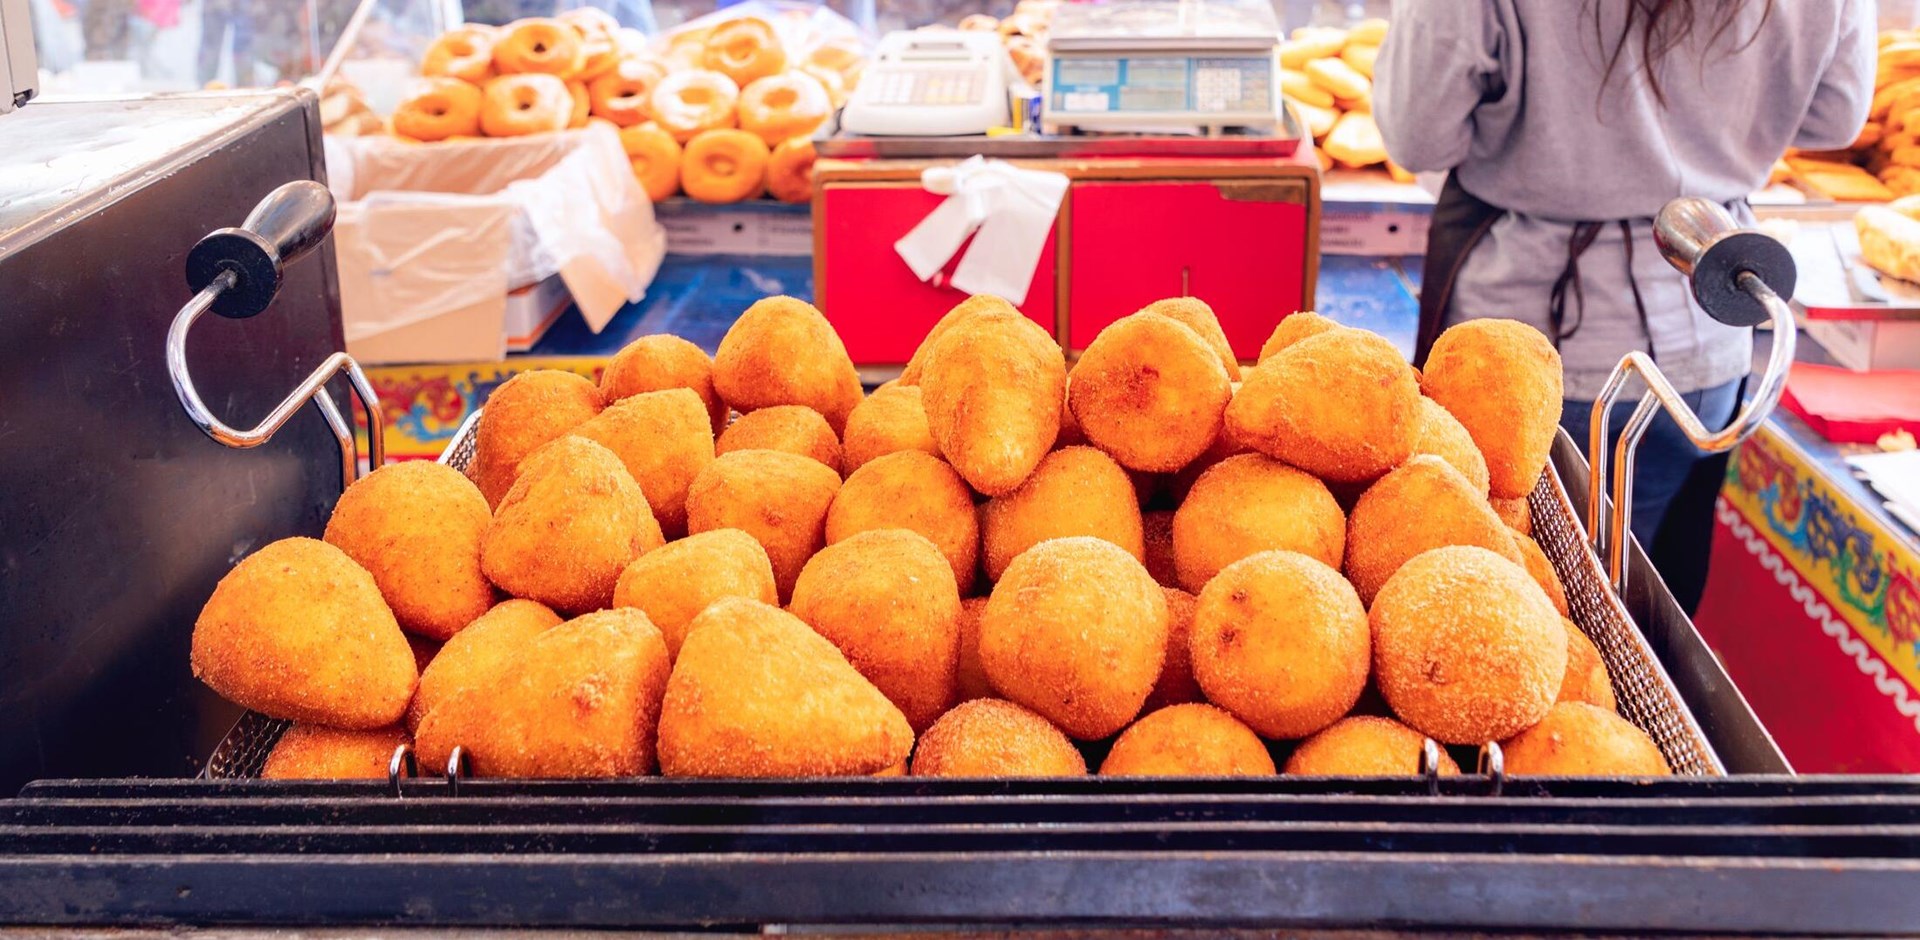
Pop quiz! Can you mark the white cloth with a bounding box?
[894,156,1068,307]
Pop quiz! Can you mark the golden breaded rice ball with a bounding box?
[685,448,842,600]
[1228,328,1420,484]
[1371,546,1568,744]
[408,598,562,732]
[1068,311,1232,472]
[1191,550,1369,739]
[1257,310,1339,363]
[1172,453,1344,593]
[1503,702,1671,776]
[613,528,778,659]
[1136,296,1241,380]
[712,295,863,433]
[827,450,979,595]
[919,305,1067,495]
[1559,618,1617,710]
[1343,455,1523,606]
[481,436,663,614]
[324,461,495,641]
[470,369,603,507]
[262,724,409,780]
[898,294,1017,386]
[979,537,1168,739]
[982,446,1143,582]
[191,537,417,728]
[716,404,843,475]
[1099,704,1276,776]
[1283,716,1461,776]
[569,387,714,539]
[911,698,1087,777]
[1411,396,1492,496]
[1421,319,1564,499]
[1514,533,1571,617]
[600,333,729,435]
[841,383,939,473]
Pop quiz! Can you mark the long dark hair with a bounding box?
[1597,0,1777,105]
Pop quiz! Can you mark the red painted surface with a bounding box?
[1694,510,1920,773]
[1065,181,1309,357]
[818,184,1056,366]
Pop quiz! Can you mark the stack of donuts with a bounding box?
[393,10,859,205]
[954,0,1056,88]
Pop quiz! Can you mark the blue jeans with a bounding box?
[1559,378,1742,612]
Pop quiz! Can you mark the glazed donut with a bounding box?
[588,57,667,127]
[765,137,816,204]
[682,129,769,203]
[619,123,683,203]
[958,14,999,31]
[737,73,830,147]
[804,36,862,76]
[664,28,711,71]
[573,31,622,82]
[703,17,787,87]
[480,73,572,137]
[392,77,483,142]
[493,18,586,79]
[649,69,740,143]
[557,7,621,38]
[421,26,496,84]
[566,80,591,128]
[798,62,847,107]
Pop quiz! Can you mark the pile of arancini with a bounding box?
[196,294,1671,783]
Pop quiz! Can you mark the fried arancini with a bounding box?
[1136,296,1241,380]
[1411,397,1492,497]
[600,333,730,435]
[898,294,1018,386]
[568,387,715,539]
[612,528,778,659]
[470,369,603,507]
[1283,716,1460,776]
[981,446,1144,581]
[716,404,843,474]
[685,448,843,600]
[1257,310,1340,363]
[978,537,1168,739]
[789,529,963,732]
[1343,455,1523,606]
[1144,586,1204,710]
[826,451,979,594]
[324,461,495,641]
[416,608,672,778]
[1559,618,1618,710]
[1491,495,1533,535]
[1503,702,1670,776]
[1142,510,1179,588]
[481,436,664,614]
[1190,551,1369,739]
[919,305,1067,496]
[408,598,563,732]
[1371,546,1567,744]
[191,537,417,729]
[1068,312,1233,472]
[1421,319,1564,499]
[712,295,863,433]
[262,724,410,780]
[1515,533,1572,617]
[954,596,994,701]
[911,699,1086,776]
[1171,453,1344,592]
[658,597,914,776]
[841,383,938,473]
[1227,328,1420,484]
[1099,704,1276,776]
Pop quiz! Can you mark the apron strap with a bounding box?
[1414,171,1505,366]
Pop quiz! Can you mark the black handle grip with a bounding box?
[185,180,338,320]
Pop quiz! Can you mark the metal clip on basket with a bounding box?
[164,180,383,486]
[1588,197,1797,593]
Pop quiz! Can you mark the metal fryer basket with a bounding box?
[205,415,1724,779]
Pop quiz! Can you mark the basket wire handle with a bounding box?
[1476,741,1506,798]
[1585,197,1797,594]
[387,744,418,798]
[1418,738,1444,796]
[164,180,385,486]
[445,746,471,796]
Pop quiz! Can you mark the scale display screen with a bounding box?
[1050,54,1271,114]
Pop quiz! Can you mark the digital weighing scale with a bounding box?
[1043,0,1283,135]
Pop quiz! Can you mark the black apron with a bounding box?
[1413,171,1655,368]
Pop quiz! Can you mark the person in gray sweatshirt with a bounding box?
[1375,0,1874,608]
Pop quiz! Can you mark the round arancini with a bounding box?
[481,436,663,614]
[789,529,963,732]
[1067,311,1232,473]
[408,598,563,732]
[712,295,863,433]
[1190,551,1369,739]
[1257,310,1340,363]
[827,451,979,595]
[1099,704,1275,776]
[684,448,842,600]
[324,461,495,641]
[600,333,729,435]
[262,724,410,780]
[1283,716,1460,776]
[979,537,1168,740]
[469,369,603,507]
[1559,618,1618,710]
[1172,453,1344,593]
[1371,546,1568,744]
[1342,455,1523,606]
[716,404,843,474]
[911,698,1086,777]
[1502,702,1670,776]
[1136,296,1241,380]
[568,387,715,539]
[612,528,778,659]
[1421,319,1564,499]
[1227,328,1420,484]
[841,383,938,473]
[981,446,1143,582]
